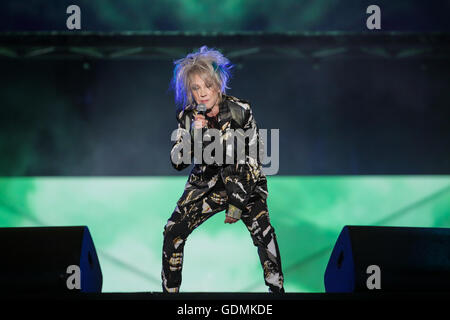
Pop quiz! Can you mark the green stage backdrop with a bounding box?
[0,176,449,292]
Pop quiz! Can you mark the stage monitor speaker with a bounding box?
[0,226,102,293]
[324,225,450,293]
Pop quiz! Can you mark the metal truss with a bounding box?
[0,31,448,60]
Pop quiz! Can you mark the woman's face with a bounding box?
[190,73,220,110]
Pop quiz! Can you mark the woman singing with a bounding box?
[162,45,284,293]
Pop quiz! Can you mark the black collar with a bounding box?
[217,95,232,127]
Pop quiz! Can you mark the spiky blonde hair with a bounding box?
[170,45,234,109]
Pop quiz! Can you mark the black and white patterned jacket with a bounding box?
[170,94,268,219]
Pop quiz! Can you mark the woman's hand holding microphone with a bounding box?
[193,114,208,129]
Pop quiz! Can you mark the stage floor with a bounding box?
[3,292,450,300]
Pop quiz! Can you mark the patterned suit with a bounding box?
[162,94,284,293]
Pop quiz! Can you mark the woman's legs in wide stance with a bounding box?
[161,191,284,293]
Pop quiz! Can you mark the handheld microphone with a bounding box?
[186,103,207,131]
[196,103,207,116]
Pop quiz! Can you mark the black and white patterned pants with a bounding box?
[161,180,285,293]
